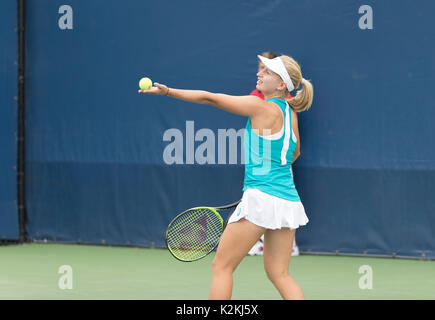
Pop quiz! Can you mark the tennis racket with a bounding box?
[165,200,241,262]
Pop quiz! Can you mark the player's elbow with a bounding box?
[292,151,300,162]
[202,92,218,106]
[294,145,301,158]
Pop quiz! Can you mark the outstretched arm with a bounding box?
[139,83,266,117]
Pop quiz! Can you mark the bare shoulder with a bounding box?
[250,100,285,133]
[208,94,267,117]
[243,95,272,116]
[263,100,285,117]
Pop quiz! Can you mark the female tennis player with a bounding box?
[139,54,313,300]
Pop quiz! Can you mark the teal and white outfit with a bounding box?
[228,98,309,230]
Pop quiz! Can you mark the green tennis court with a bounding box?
[1,243,433,300]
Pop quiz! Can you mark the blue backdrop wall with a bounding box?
[24,0,435,258]
[0,0,18,240]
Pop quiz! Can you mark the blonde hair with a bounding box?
[279,55,313,113]
[261,51,278,59]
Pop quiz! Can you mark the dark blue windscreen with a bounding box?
[0,0,18,240]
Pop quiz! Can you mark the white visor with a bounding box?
[258,55,295,92]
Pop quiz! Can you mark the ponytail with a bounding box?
[278,55,314,113]
[287,78,313,113]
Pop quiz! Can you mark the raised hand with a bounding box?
[138,82,169,95]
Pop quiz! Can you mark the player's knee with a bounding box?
[265,267,288,284]
[212,256,235,275]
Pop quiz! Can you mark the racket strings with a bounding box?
[166,208,223,261]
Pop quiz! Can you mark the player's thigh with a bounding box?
[263,228,296,275]
[213,219,265,271]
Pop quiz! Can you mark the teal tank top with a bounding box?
[243,98,300,201]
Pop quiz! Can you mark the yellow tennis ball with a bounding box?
[139,77,152,90]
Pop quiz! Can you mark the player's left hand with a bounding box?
[138,82,169,95]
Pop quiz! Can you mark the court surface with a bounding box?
[0,243,434,300]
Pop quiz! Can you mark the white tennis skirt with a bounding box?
[228,188,309,230]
